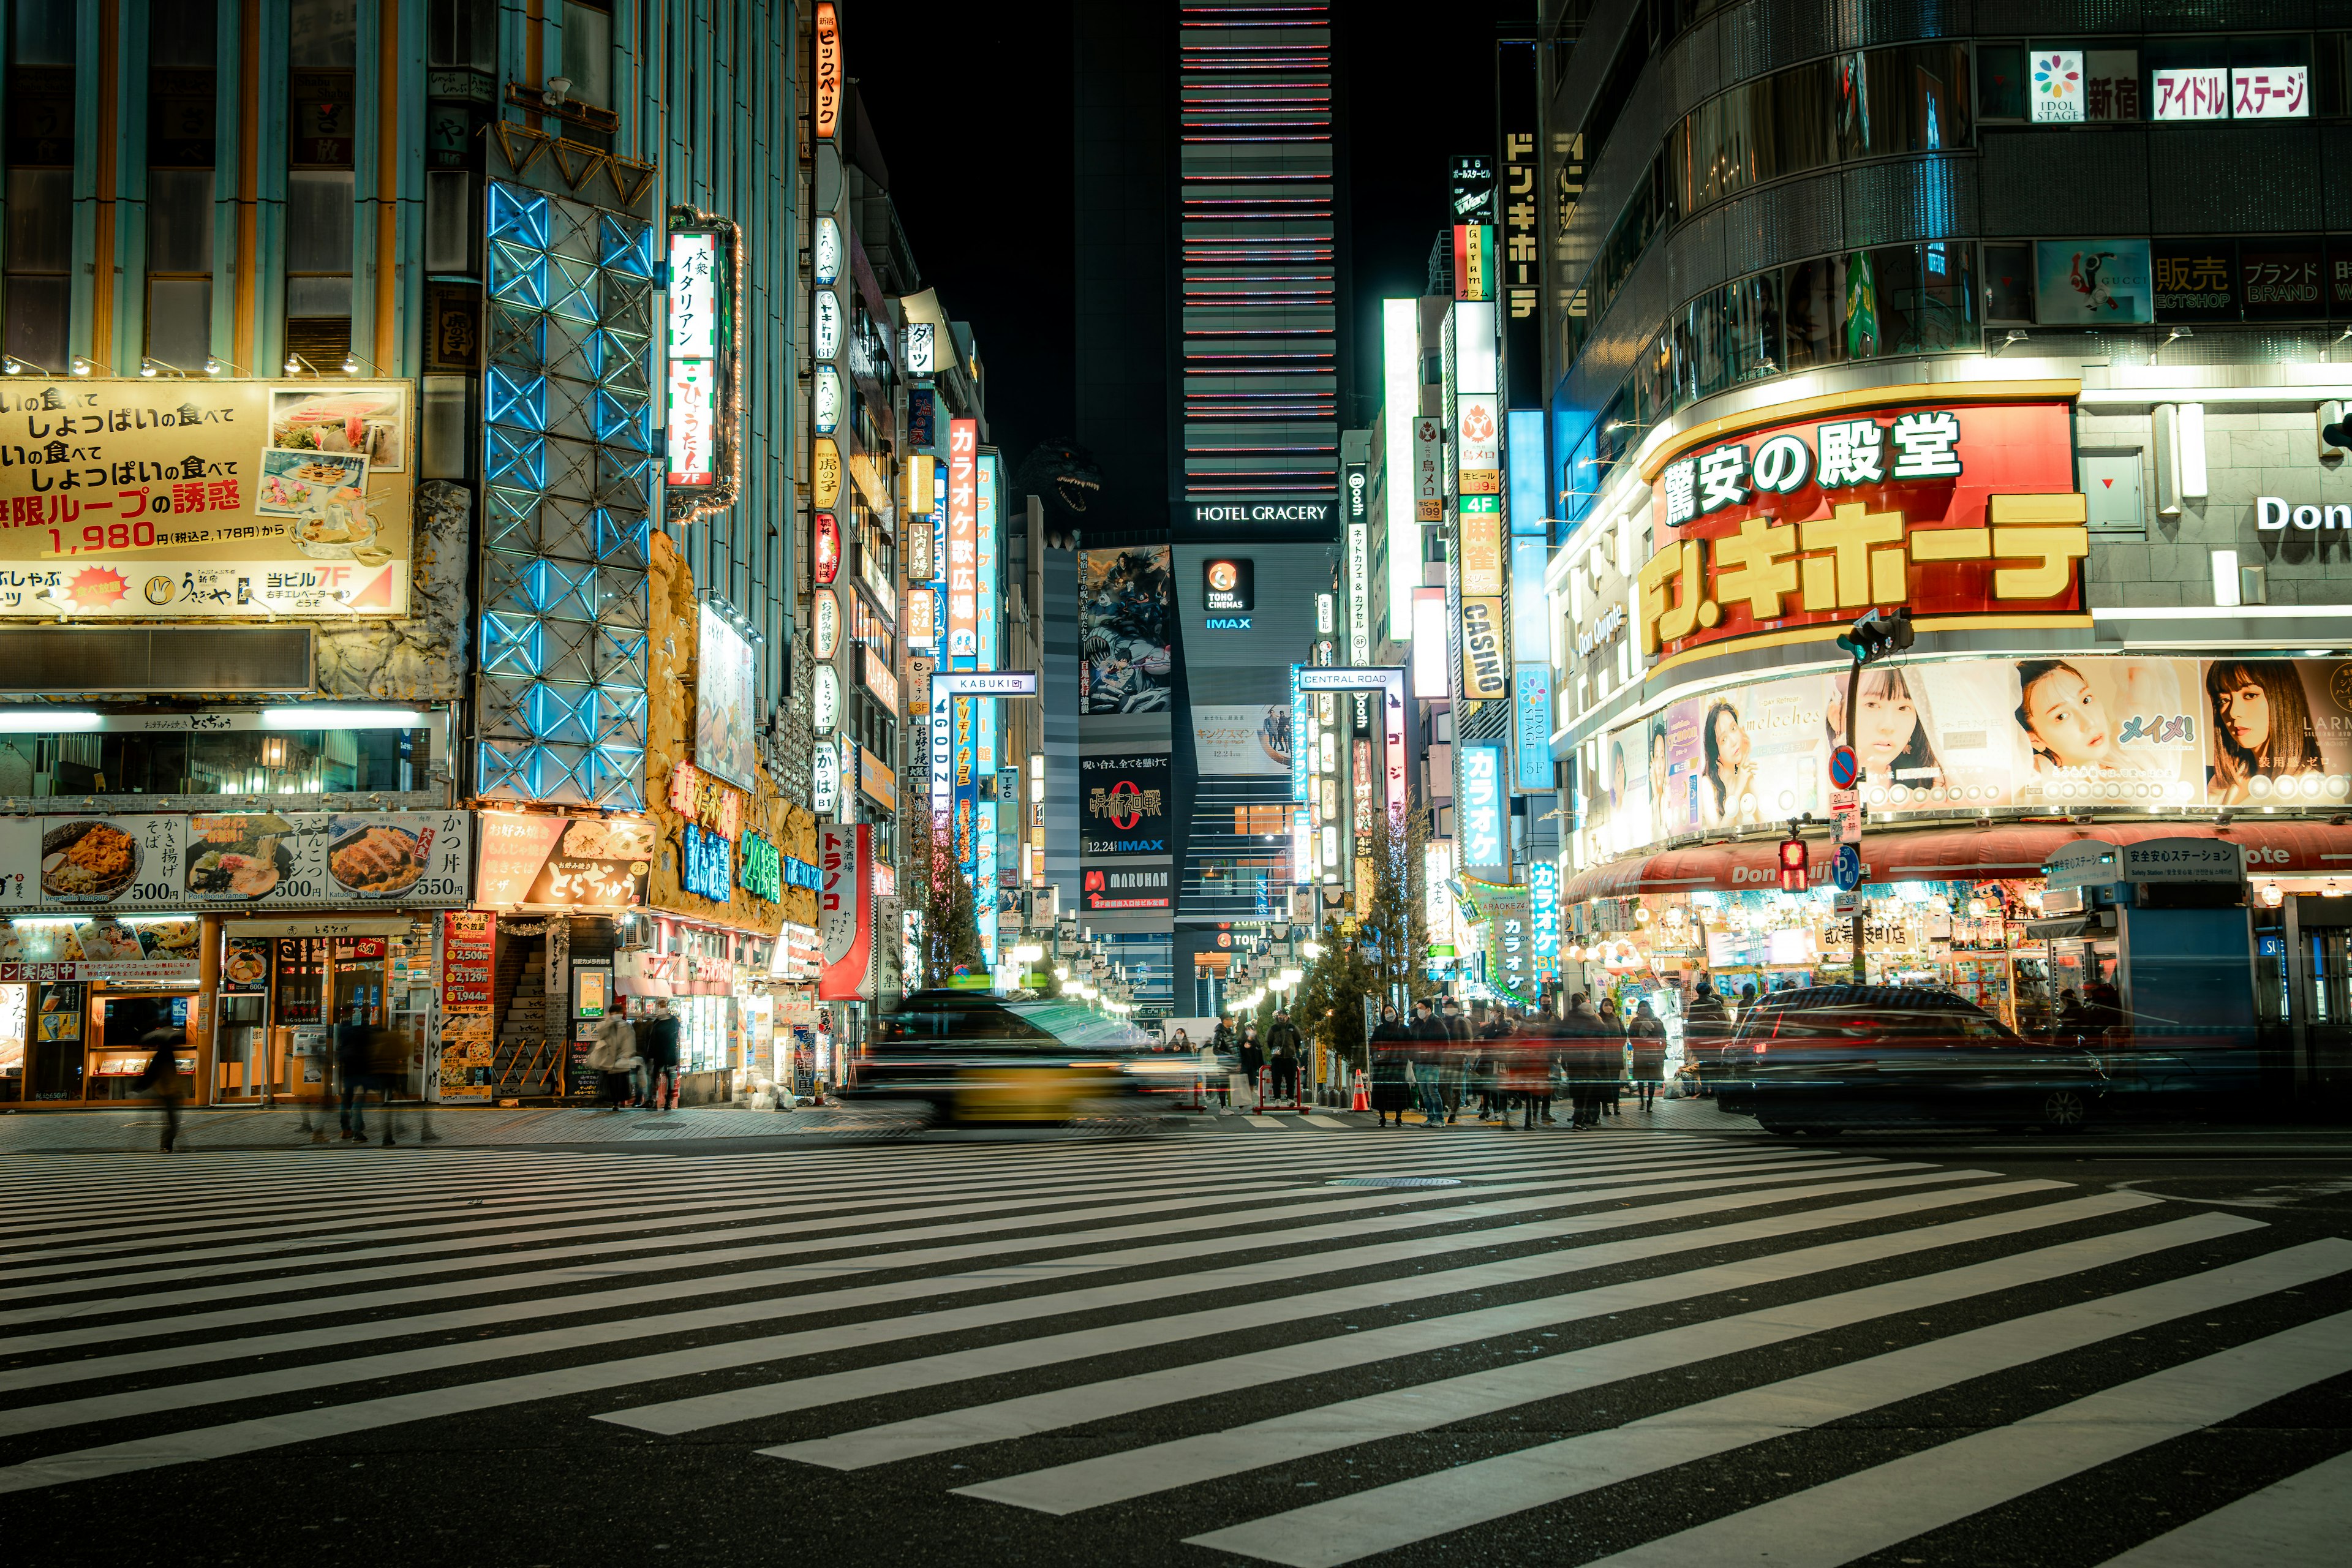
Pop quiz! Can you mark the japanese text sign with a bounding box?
[947,417,978,658]
[1640,399,2086,665]
[0,378,414,619]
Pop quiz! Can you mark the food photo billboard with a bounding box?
[0,379,415,618]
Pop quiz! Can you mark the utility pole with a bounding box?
[1833,606,1914,985]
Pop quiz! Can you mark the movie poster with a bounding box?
[1079,546,1174,714]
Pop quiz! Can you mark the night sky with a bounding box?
[854,1,1514,472]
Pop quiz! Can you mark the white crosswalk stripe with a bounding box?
[0,1128,2344,1568]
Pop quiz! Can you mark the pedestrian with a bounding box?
[640,998,682,1112]
[1685,981,1730,1098]
[1169,1027,1191,1056]
[1498,1012,1548,1128]
[1265,1010,1301,1102]
[1237,1023,1266,1107]
[334,1005,375,1143]
[361,1020,418,1145]
[134,1020,185,1153]
[1563,991,1600,1126]
[2054,987,2085,1042]
[1197,1031,1229,1108]
[1440,998,1472,1123]
[586,1009,641,1112]
[1368,1003,1414,1126]
[1409,998,1448,1126]
[1629,1000,1667,1109]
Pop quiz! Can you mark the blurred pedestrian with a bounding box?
[1628,1000,1667,1109]
[334,1005,374,1142]
[640,998,682,1112]
[1369,1003,1414,1127]
[134,1020,185,1153]
[1409,998,1447,1126]
[1265,1011,1300,1101]
[587,1009,641,1112]
[1684,981,1729,1098]
[1440,998,1473,1123]
[2054,987,2084,1042]
[1238,1023,1265,1106]
[1197,1031,1229,1108]
[363,1021,415,1145]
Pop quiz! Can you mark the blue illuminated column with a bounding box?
[975,453,1001,965]
[1382,300,1420,639]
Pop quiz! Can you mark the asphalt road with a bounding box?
[1,1114,2348,1567]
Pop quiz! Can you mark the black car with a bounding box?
[1732,984,2106,1133]
[844,989,1177,1125]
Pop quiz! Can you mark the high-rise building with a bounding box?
[1072,2,1351,1023]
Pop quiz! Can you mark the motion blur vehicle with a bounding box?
[845,989,1182,1126]
[1733,984,2107,1134]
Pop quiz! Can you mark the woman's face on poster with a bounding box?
[2025,667,2112,767]
[1711,707,1750,770]
[2215,672,2272,755]
[1855,679,1919,772]
[1648,732,1668,793]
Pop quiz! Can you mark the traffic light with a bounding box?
[2326,415,2352,451]
[1836,605,1915,662]
[1777,833,1809,891]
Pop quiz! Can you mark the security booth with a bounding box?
[2043,838,2258,1099]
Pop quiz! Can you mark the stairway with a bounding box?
[491,935,559,1097]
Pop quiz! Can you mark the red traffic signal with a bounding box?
[1777,834,1809,891]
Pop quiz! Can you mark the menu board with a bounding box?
[439,911,495,1008]
[474,811,652,910]
[0,916,202,984]
[0,810,471,913]
[0,379,415,619]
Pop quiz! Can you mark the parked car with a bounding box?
[1733,984,2107,1133]
[845,989,1178,1125]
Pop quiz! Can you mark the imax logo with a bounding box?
[1205,616,1252,630]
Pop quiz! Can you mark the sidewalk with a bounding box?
[0,1104,921,1152]
[1223,1093,1754,1133]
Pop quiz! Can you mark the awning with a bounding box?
[1562,820,2352,907]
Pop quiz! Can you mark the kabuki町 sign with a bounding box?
[1638,396,2088,665]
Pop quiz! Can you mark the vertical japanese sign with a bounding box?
[1346,518,1371,665]
[976,450,1000,963]
[813,2,843,139]
[1461,743,1507,875]
[953,693,978,881]
[817,823,870,1000]
[438,911,495,1009]
[665,230,721,489]
[1528,858,1559,970]
[1513,663,1552,793]
[947,417,978,661]
[1499,40,1544,407]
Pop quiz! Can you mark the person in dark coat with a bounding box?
[334,1007,375,1142]
[639,1000,684,1112]
[1684,981,1730,1098]
[1409,1000,1449,1126]
[1237,1024,1266,1104]
[134,1022,186,1153]
[1265,1011,1301,1101]
[1627,1000,1668,1109]
[1368,1003,1414,1126]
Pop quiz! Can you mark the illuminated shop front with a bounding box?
[1550,370,2352,1098]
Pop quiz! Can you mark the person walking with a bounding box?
[362,1020,418,1145]
[1265,1011,1301,1102]
[1363,1003,1407,1126]
[334,1006,375,1143]
[1197,1030,1229,1109]
[586,1009,641,1112]
[134,1020,186,1153]
[639,999,683,1112]
[1439,998,1473,1124]
[1684,981,1730,1098]
[1409,999,1449,1126]
[1628,1000,1668,1109]
[1237,1023,1266,1108]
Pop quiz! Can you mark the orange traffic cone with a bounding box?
[1349,1069,1370,1112]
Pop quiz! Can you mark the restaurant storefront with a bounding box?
[0,809,473,1107]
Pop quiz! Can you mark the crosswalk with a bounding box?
[1,1129,2346,1562]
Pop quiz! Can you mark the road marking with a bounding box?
[2089,1447,2352,1567]
[1181,1238,2352,1567]
[1586,1307,2352,1567]
[954,1204,2231,1514]
[771,1182,2109,1471]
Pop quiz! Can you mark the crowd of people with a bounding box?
[1362,993,1673,1129]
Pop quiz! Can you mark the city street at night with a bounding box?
[5,1,2352,1562]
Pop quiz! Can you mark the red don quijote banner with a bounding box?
[1638,394,2087,665]
[818,823,870,1000]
